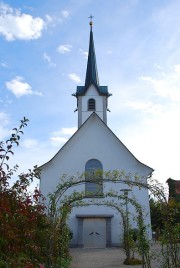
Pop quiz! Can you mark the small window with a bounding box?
[85,159,103,197]
[88,98,96,111]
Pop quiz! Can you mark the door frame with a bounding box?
[76,214,114,248]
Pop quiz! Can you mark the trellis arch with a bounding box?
[48,170,154,267]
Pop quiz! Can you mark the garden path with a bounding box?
[70,245,162,268]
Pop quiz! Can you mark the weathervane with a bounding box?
[88,15,94,29]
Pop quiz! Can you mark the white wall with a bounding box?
[80,85,106,124]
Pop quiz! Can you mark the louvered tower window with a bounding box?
[88,98,96,111]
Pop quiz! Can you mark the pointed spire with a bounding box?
[85,16,99,89]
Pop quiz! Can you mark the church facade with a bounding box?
[39,21,154,248]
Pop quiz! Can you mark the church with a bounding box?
[39,20,154,248]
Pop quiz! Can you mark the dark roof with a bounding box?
[76,85,110,96]
[75,27,110,97]
[85,29,99,88]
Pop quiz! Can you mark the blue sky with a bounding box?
[1,0,180,189]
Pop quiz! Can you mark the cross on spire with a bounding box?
[85,15,99,89]
[88,15,94,30]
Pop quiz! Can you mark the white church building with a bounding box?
[39,20,154,248]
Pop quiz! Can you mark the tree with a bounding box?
[0,118,49,268]
[149,197,164,232]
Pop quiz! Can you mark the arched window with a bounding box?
[85,159,103,196]
[88,98,96,111]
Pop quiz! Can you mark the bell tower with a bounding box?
[72,17,111,128]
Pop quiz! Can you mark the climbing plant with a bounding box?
[47,171,180,268]
[47,172,153,266]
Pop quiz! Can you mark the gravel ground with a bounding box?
[70,243,163,268]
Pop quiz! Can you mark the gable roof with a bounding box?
[39,112,154,176]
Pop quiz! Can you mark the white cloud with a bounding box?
[45,14,53,23]
[50,127,77,147]
[110,64,180,185]
[120,103,180,185]
[174,64,180,74]
[50,136,68,147]
[52,127,77,136]
[43,52,56,67]
[68,73,81,83]
[57,44,72,54]
[140,64,180,102]
[0,95,13,107]
[79,49,88,59]
[126,100,163,116]
[0,2,45,41]
[1,61,8,68]
[5,76,42,97]
[61,10,69,18]
[61,127,77,135]
[106,50,112,55]
[0,112,10,140]
[42,10,69,28]
[21,139,38,149]
[154,63,162,70]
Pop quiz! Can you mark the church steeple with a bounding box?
[85,17,99,89]
[73,18,112,128]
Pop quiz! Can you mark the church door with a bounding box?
[83,218,106,248]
